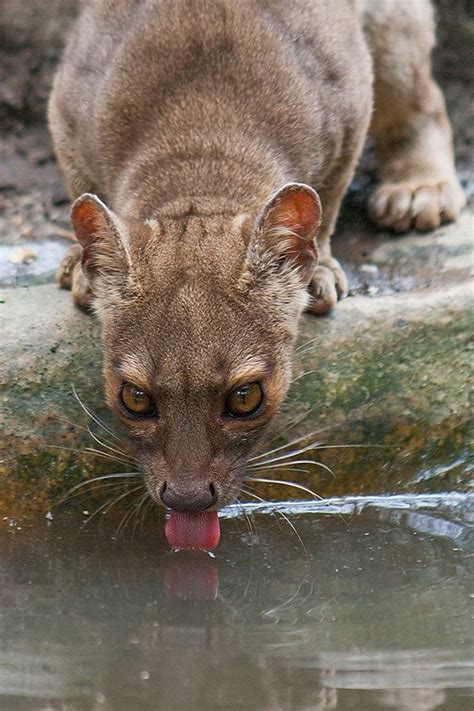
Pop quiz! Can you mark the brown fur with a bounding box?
[49,0,464,510]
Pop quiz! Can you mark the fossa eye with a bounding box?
[225,382,264,418]
[120,382,156,417]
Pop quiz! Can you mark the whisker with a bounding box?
[240,487,288,536]
[52,414,100,436]
[142,498,155,532]
[264,467,310,474]
[297,346,320,358]
[243,509,256,539]
[236,497,258,540]
[246,476,323,500]
[139,497,154,525]
[131,493,152,540]
[250,458,334,477]
[250,439,395,481]
[276,510,308,557]
[50,414,129,454]
[249,424,336,462]
[86,424,137,462]
[83,485,145,528]
[83,446,137,467]
[61,479,139,506]
[295,336,320,353]
[115,490,147,539]
[248,477,347,526]
[72,385,123,444]
[314,443,397,451]
[38,442,135,467]
[262,571,313,621]
[240,486,267,504]
[243,489,284,544]
[249,442,324,466]
[296,340,324,357]
[291,369,317,384]
[243,508,258,540]
[56,472,141,507]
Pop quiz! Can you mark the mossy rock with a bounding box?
[1,282,472,515]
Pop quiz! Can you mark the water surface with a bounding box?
[1,494,472,710]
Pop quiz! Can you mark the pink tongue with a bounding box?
[165,511,220,551]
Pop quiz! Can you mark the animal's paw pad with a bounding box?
[57,244,82,290]
[307,258,348,316]
[368,179,465,233]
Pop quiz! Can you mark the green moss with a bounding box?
[1,284,472,513]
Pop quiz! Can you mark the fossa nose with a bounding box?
[160,481,218,513]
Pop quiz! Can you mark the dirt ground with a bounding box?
[0,0,472,291]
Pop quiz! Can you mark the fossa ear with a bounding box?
[255,183,321,284]
[71,193,132,281]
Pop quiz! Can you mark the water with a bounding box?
[0,494,472,710]
[0,240,68,287]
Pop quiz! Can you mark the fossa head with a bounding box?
[71,184,321,513]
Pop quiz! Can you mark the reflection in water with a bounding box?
[164,551,219,601]
[0,494,472,709]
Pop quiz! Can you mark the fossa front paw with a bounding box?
[368,178,465,233]
[57,243,93,310]
[307,257,348,316]
[57,243,82,290]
